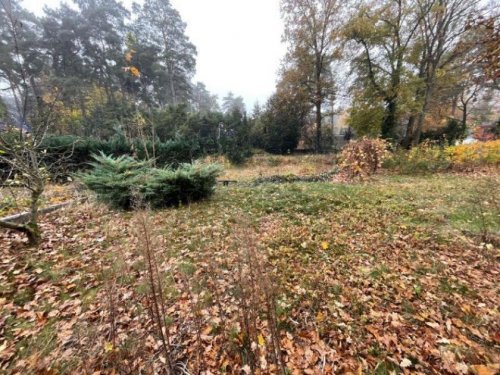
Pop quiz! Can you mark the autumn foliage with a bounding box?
[2,172,499,373]
[447,140,500,167]
[384,141,452,174]
[384,140,500,174]
[339,138,389,178]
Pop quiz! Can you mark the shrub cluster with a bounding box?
[79,153,222,209]
[421,118,467,145]
[225,146,252,166]
[447,140,500,168]
[339,138,389,178]
[383,141,451,174]
[384,140,499,174]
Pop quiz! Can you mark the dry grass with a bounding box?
[203,153,337,181]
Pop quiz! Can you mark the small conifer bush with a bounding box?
[79,153,222,209]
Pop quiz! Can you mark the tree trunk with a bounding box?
[79,93,89,137]
[412,83,434,146]
[0,219,41,246]
[168,62,177,105]
[382,97,397,140]
[25,221,42,245]
[402,115,416,148]
[315,100,322,153]
[26,185,43,245]
[462,103,467,130]
[0,182,44,246]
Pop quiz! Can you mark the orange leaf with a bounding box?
[470,364,500,375]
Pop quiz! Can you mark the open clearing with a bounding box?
[1,172,499,374]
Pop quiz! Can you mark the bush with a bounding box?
[383,141,451,174]
[225,145,252,165]
[384,140,499,174]
[446,140,500,168]
[421,118,467,145]
[78,154,147,209]
[266,156,282,167]
[38,135,200,178]
[339,138,389,178]
[79,153,222,209]
[134,137,200,167]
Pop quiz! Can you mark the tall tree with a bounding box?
[260,90,309,154]
[74,0,129,102]
[41,4,90,134]
[132,0,196,106]
[281,0,342,152]
[190,82,219,113]
[406,0,479,145]
[0,0,44,124]
[222,92,245,114]
[0,0,57,244]
[347,0,426,140]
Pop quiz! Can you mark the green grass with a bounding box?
[205,174,499,239]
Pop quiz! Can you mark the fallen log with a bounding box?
[0,201,74,224]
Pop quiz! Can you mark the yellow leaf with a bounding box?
[321,241,329,250]
[316,311,325,323]
[129,66,141,77]
[257,334,265,346]
[104,342,114,352]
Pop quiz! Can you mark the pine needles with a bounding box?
[79,153,222,209]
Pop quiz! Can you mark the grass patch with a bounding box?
[2,170,498,373]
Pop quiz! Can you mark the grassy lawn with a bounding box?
[1,172,499,373]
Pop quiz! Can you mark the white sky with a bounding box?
[22,0,286,110]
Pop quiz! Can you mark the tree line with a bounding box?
[279,0,499,151]
[0,0,498,156]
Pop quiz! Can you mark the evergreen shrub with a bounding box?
[79,153,222,209]
[39,135,199,176]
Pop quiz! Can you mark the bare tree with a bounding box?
[0,0,54,245]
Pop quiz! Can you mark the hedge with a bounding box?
[39,135,201,177]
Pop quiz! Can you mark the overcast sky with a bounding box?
[22,0,286,110]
